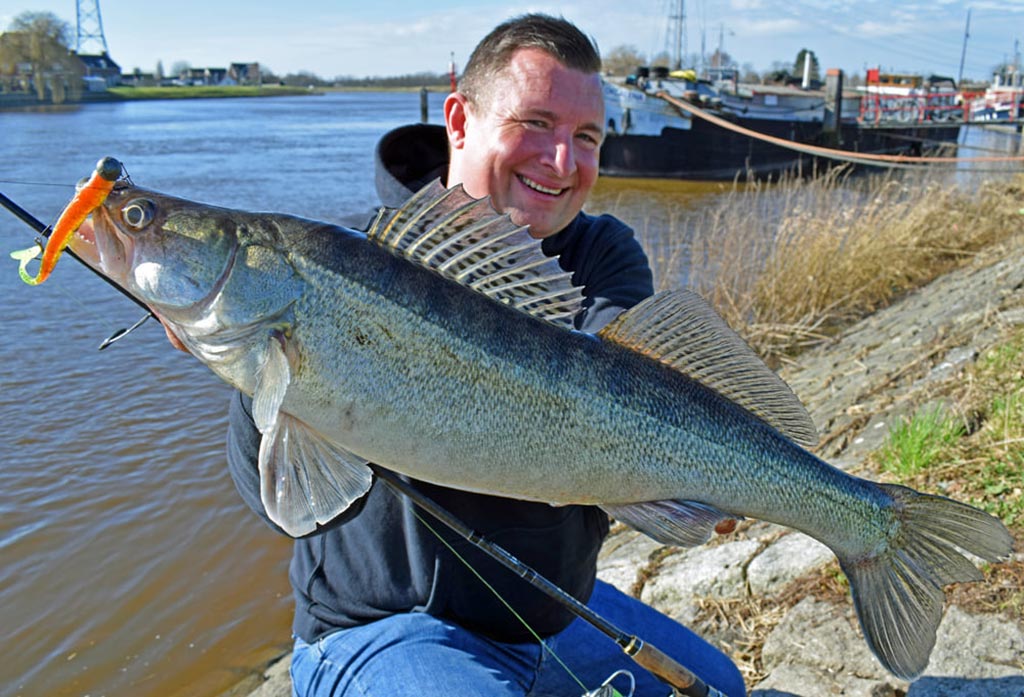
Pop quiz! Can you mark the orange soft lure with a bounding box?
[15,157,122,285]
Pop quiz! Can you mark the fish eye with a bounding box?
[122,199,155,229]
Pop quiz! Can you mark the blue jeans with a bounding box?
[290,580,746,697]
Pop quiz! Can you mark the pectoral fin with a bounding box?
[601,499,741,547]
[258,412,373,537]
[252,334,372,537]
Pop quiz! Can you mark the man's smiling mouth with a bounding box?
[518,175,564,196]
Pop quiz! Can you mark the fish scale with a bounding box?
[63,170,1013,683]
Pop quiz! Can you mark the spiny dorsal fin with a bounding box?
[367,180,583,327]
[598,289,818,447]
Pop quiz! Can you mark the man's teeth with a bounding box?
[520,176,563,195]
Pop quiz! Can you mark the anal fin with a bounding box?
[601,499,741,547]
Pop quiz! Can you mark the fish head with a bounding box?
[71,180,308,386]
[71,180,240,316]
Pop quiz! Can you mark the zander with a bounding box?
[65,165,1012,682]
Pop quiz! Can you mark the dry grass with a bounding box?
[641,170,1024,363]
[690,562,852,685]
[692,594,790,685]
[641,170,1024,683]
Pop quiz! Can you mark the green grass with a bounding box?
[877,406,964,477]
[869,327,1024,532]
[963,334,1024,528]
[106,85,317,100]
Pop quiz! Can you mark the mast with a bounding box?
[670,0,686,70]
[956,7,971,86]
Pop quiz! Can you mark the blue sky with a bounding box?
[4,1,1022,82]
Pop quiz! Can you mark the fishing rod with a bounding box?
[2,187,726,697]
[370,465,727,697]
[0,190,155,349]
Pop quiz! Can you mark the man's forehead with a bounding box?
[500,48,599,90]
[488,50,604,121]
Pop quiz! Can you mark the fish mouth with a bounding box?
[71,207,133,284]
[72,206,239,320]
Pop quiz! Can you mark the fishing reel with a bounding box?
[581,669,635,697]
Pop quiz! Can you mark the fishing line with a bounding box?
[0,179,76,189]
[371,466,719,696]
[413,505,637,697]
[392,489,593,695]
[0,189,156,349]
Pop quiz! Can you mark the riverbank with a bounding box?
[107,85,320,100]
[0,82,458,110]
[229,231,1024,695]
[0,85,320,109]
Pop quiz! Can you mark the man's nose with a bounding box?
[544,133,575,177]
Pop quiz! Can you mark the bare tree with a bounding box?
[0,11,81,102]
[169,61,191,80]
[649,50,672,68]
[740,62,760,84]
[603,44,645,76]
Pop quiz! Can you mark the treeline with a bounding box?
[271,70,451,89]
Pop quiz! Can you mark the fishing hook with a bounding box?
[0,190,155,350]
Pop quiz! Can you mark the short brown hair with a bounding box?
[459,14,601,107]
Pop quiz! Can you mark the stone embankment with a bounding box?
[238,237,1024,697]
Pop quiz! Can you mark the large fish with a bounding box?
[66,166,1011,682]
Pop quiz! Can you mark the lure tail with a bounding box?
[13,157,122,285]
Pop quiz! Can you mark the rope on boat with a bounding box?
[656,91,1024,168]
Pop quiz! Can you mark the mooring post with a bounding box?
[824,68,844,147]
[420,86,429,123]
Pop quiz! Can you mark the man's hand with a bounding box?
[162,321,190,353]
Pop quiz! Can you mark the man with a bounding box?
[225,14,746,697]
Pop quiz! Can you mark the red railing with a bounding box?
[858,89,1024,125]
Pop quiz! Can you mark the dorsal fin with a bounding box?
[598,289,818,447]
[367,180,583,328]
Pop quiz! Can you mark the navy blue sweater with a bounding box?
[226,124,654,643]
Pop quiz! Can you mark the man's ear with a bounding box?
[444,92,470,149]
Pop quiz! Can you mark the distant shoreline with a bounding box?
[0,84,448,110]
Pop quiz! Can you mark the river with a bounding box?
[0,91,1018,697]
[0,91,722,697]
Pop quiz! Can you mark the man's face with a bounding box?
[445,47,605,238]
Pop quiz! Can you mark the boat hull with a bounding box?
[599,117,961,180]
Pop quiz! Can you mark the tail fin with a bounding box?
[841,483,1014,680]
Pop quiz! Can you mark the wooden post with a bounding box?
[824,68,844,146]
[420,86,429,123]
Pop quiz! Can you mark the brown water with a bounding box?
[1,92,448,697]
[1,96,1016,697]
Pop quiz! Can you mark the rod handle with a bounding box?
[625,637,710,696]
